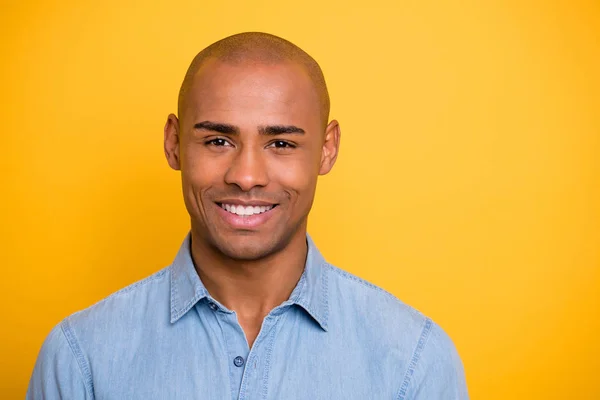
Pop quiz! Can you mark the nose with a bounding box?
[224,144,269,191]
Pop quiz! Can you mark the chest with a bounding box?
[91,307,403,400]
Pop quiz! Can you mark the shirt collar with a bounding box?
[169,232,329,331]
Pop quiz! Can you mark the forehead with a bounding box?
[183,60,322,129]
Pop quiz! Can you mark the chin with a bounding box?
[193,216,305,262]
[214,237,280,261]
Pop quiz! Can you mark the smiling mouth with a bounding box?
[216,203,278,217]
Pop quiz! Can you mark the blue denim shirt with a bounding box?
[27,234,468,399]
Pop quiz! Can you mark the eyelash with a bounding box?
[204,138,296,149]
[205,138,231,147]
[268,140,296,149]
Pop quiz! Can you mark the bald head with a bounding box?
[177,32,330,126]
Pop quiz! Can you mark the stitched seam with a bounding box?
[237,313,281,399]
[261,316,279,399]
[396,318,433,400]
[326,263,397,299]
[170,266,180,321]
[178,294,205,320]
[326,263,426,321]
[321,262,329,328]
[77,268,169,321]
[290,271,307,303]
[61,319,95,399]
[292,262,329,331]
[212,312,238,399]
[101,268,168,299]
[170,265,208,322]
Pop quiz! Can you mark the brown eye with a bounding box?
[268,140,296,149]
[206,138,232,147]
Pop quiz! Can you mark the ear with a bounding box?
[164,113,181,171]
[319,119,341,175]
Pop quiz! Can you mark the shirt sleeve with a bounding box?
[402,320,469,400]
[26,322,92,400]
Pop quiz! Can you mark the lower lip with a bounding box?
[215,203,277,229]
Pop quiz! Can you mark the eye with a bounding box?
[268,140,296,149]
[205,138,232,147]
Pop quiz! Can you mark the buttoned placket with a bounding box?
[207,299,283,400]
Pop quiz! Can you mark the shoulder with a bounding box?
[45,267,172,364]
[324,263,458,356]
[324,263,427,332]
[401,315,469,399]
[324,264,468,398]
[61,266,171,338]
[28,268,172,398]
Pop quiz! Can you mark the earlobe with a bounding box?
[319,120,341,175]
[164,113,181,171]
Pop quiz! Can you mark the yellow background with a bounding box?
[1,0,599,398]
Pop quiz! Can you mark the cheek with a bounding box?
[181,145,224,186]
[269,152,319,200]
[180,147,223,210]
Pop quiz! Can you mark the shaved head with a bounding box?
[178,32,330,126]
[164,31,341,263]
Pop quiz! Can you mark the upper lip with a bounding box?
[216,199,278,206]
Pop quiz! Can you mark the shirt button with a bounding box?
[233,356,245,367]
[208,303,218,311]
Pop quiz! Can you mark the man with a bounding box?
[28,32,468,399]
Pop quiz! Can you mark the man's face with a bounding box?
[165,59,339,261]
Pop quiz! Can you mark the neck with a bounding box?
[189,228,308,318]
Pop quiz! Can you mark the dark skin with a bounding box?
[164,58,340,348]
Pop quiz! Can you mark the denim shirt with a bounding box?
[27,233,468,399]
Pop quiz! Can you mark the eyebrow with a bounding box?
[259,125,305,135]
[193,121,305,136]
[193,121,239,134]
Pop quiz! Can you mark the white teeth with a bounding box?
[220,203,274,216]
